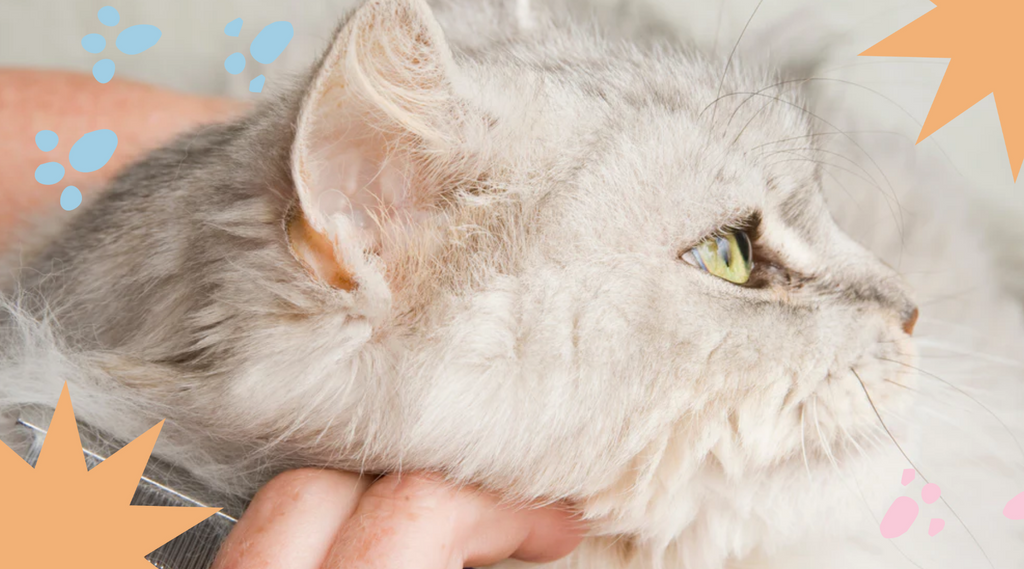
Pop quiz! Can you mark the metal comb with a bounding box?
[13,406,244,569]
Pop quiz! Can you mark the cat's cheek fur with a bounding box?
[378,261,916,544]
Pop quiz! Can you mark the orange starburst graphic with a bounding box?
[861,0,1024,180]
[0,383,218,568]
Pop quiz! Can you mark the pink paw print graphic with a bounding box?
[880,469,945,538]
[1005,491,1024,520]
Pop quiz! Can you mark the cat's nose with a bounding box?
[901,306,919,336]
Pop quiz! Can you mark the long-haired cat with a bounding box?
[2,0,1023,567]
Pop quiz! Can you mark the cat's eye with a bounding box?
[681,230,753,285]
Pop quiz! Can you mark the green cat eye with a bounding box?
[683,230,753,285]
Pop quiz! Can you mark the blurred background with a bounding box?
[0,0,1017,197]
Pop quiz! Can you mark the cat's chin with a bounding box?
[556,344,919,569]
[529,448,874,569]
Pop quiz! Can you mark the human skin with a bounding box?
[212,470,585,569]
[0,69,245,250]
[0,69,585,568]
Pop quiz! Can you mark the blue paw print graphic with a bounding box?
[34,129,118,211]
[81,6,162,83]
[221,18,294,93]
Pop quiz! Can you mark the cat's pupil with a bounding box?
[735,230,751,266]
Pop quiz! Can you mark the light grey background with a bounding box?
[0,0,1016,203]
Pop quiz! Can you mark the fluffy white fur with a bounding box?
[2,1,1023,568]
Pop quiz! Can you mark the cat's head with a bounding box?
[275,0,914,457]
[249,0,921,552]
[45,0,916,562]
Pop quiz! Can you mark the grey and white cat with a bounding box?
[3,0,1024,567]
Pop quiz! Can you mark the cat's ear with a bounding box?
[288,0,459,297]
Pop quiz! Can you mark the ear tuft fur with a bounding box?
[286,209,358,292]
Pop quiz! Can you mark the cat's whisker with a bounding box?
[889,394,1003,440]
[710,0,727,58]
[735,72,970,218]
[811,385,932,569]
[852,368,996,569]
[881,377,919,393]
[915,287,984,308]
[917,315,1024,352]
[915,339,1024,368]
[823,381,873,463]
[762,146,882,184]
[708,0,768,126]
[917,315,988,330]
[725,83,789,133]
[729,96,793,148]
[736,77,926,145]
[811,395,841,475]
[813,157,860,204]
[881,356,1024,462]
[752,130,910,151]
[720,90,905,235]
[917,347,1020,365]
[821,59,953,74]
[855,429,884,454]
[712,0,937,121]
[800,404,812,482]
[764,158,892,214]
[762,151,882,191]
[728,91,906,245]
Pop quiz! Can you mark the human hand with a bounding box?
[211,469,586,569]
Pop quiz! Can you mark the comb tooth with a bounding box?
[132,484,236,569]
[14,407,241,569]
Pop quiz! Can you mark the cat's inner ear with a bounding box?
[288,0,458,289]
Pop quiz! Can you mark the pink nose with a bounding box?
[902,307,919,336]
